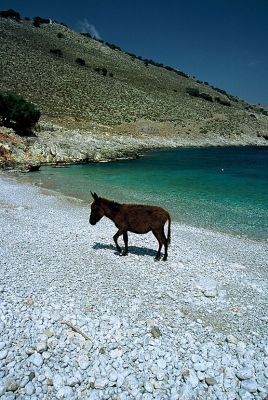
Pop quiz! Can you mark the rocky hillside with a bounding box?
[0,14,268,169]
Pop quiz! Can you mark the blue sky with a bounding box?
[2,0,268,106]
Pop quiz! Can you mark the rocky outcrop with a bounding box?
[1,121,268,171]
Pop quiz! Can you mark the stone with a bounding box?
[144,381,154,393]
[236,368,253,380]
[25,382,35,396]
[0,349,8,360]
[110,348,123,358]
[0,342,5,351]
[45,329,54,338]
[109,371,117,382]
[5,378,18,392]
[29,353,43,367]
[226,335,238,344]
[157,358,167,369]
[78,354,90,370]
[205,377,217,385]
[240,379,258,393]
[29,372,35,381]
[53,374,64,390]
[56,386,73,399]
[193,362,207,372]
[151,326,162,338]
[36,341,47,353]
[94,378,107,389]
[0,385,5,396]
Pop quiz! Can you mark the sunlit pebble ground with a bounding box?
[0,175,267,400]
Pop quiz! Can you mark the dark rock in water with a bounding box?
[21,163,41,173]
[28,164,41,172]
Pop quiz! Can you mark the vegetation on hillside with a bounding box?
[0,92,41,135]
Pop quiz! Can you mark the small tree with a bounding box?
[186,87,200,97]
[0,9,21,21]
[76,57,86,66]
[199,92,213,102]
[50,48,63,57]
[0,92,41,135]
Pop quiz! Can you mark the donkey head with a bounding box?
[89,192,104,225]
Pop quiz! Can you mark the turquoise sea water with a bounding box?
[21,147,268,241]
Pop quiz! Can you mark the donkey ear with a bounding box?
[91,191,99,200]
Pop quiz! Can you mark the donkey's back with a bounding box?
[118,204,170,234]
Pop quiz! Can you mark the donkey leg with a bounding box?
[162,235,168,261]
[122,231,129,256]
[159,227,169,261]
[152,230,163,261]
[113,230,123,253]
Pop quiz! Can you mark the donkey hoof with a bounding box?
[154,256,161,261]
[163,256,167,261]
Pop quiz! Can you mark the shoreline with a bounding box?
[1,124,268,171]
[0,175,267,399]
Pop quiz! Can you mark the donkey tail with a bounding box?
[167,214,171,245]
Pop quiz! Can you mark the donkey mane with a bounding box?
[100,197,121,211]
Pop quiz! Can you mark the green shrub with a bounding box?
[186,87,200,97]
[33,16,50,24]
[57,32,64,39]
[199,92,213,102]
[76,58,86,66]
[0,9,21,21]
[0,92,41,135]
[215,97,231,106]
[50,48,63,57]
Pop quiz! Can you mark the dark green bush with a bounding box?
[81,32,92,39]
[57,32,64,39]
[76,58,86,66]
[34,16,50,24]
[215,97,231,106]
[50,48,63,57]
[106,42,122,51]
[186,87,200,97]
[0,9,21,20]
[199,92,213,102]
[0,92,41,135]
[101,68,108,76]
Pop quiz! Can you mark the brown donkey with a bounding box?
[89,192,171,261]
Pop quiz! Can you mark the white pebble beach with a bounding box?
[0,174,267,400]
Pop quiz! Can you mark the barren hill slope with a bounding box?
[0,16,268,168]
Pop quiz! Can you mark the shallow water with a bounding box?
[18,146,268,241]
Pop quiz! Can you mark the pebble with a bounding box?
[226,335,238,344]
[157,358,167,369]
[56,386,73,399]
[0,349,8,360]
[236,368,253,380]
[5,378,18,392]
[29,353,43,367]
[25,382,35,395]
[205,377,217,385]
[77,354,90,370]
[240,379,258,393]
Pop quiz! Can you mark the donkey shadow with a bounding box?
[93,242,157,257]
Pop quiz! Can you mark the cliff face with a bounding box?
[0,16,268,169]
